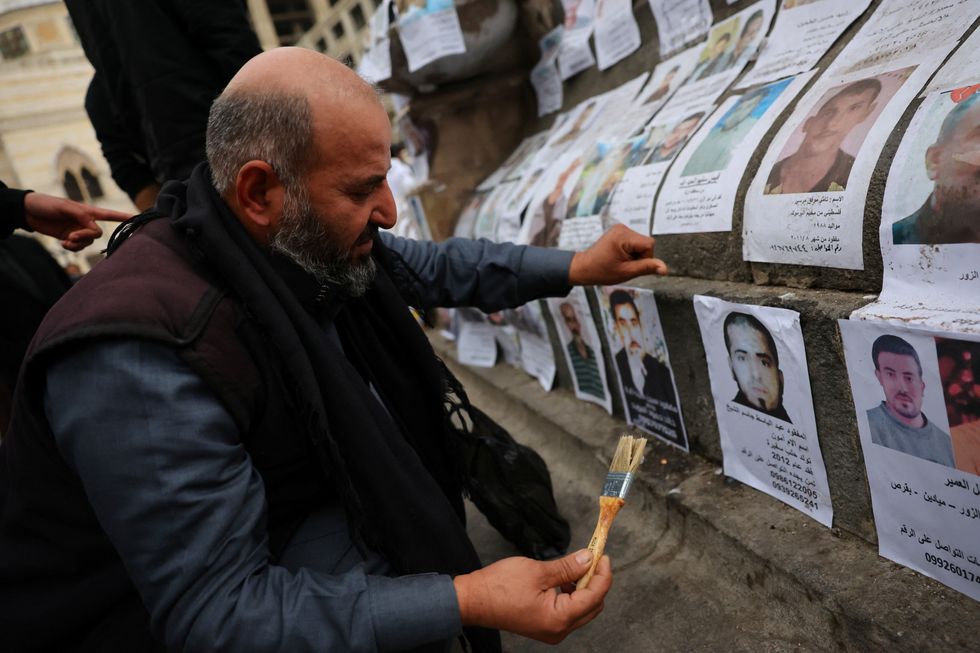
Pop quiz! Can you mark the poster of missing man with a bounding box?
[511,301,557,391]
[592,0,641,71]
[648,0,712,58]
[546,287,613,413]
[598,286,689,450]
[854,82,980,333]
[654,73,813,235]
[395,0,466,73]
[742,0,977,269]
[557,0,597,80]
[839,319,980,602]
[694,296,833,526]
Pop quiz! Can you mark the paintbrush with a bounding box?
[576,434,647,590]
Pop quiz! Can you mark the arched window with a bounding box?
[80,167,104,199]
[63,170,84,201]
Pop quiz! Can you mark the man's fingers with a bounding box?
[568,600,605,631]
[90,207,132,223]
[624,257,668,278]
[539,549,593,589]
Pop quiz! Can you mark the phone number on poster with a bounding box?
[924,553,980,584]
[769,472,818,510]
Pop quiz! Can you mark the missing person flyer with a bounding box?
[694,295,833,526]
[840,319,980,602]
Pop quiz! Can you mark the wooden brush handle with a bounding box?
[576,495,624,590]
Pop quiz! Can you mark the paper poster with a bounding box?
[923,27,980,97]
[507,302,557,391]
[358,0,393,83]
[694,295,833,527]
[558,0,596,80]
[477,132,549,191]
[453,191,489,239]
[601,111,710,235]
[658,0,774,120]
[853,85,980,332]
[517,152,585,247]
[396,0,466,73]
[839,319,980,602]
[531,26,565,117]
[592,0,641,71]
[654,73,812,234]
[566,134,656,220]
[649,0,712,57]
[743,62,944,269]
[736,0,872,89]
[547,287,613,413]
[598,286,689,450]
[533,95,611,167]
[472,180,517,240]
[456,311,498,368]
[607,48,702,140]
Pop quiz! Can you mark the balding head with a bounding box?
[206,47,382,195]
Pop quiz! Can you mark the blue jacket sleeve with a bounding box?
[381,231,574,312]
[45,339,461,653]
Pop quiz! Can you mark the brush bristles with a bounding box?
[609,435,647,474]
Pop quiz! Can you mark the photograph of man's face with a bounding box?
[892,92,980,245]
[724,312,787,421]
[765,67,914,195]
[612,296,643,356]
[874,344,925,424]
[560,301,582,337]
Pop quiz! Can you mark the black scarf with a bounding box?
[151,165,500,653]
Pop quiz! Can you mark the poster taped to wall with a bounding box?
[531,26,565,117]
[648,0,712,58]
[395,0,466,73]
[592,0,641,71]
[654,73,812,234]
[736,0,872,89]
[598,286,689,450]
[694,295,833,527]
[839,319,980,602]
[742,0,975,269]
[558,0,596,79]
[854,84,980,332]
[547,287,613,413]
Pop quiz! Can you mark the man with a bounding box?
[723,312,792,423]
[0,48,669,651]
[559,300,607,400]
[765,78,881,194]
[68,0,263,209]
[892,92,980,245]
[694,32,732,81]
[0,181,125,250]
[867,335,955,466]
[648,112,705,164]
[643,65,680,106]
[608,290,683,445]
[683,88,768,176]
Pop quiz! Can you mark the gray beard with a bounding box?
[270,185,377,297]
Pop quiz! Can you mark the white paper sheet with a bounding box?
[606,163,668,234]
[736,0,872,89]
[597,286,689,450]
[509,302,557,391]
[358,0,393,83]
[558,0,597,79]
[654,73,813,234]
[743,53,954,269]
[396,0,466,73]
[852,85,980,332]
[453,191,489,239]
[547,287,613,413]
[649,0,712,57]
[694,295,833,527]
[472,180,517,240]
[517,152,585,247]
[923,26,980,96]
[457,319,498,367]
[592,0,641,71]
[839,319,980,602]
[531,26,565,117]
[477,132,550,191]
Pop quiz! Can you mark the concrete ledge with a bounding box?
[435,331,980,652]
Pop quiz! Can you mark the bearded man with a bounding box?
[0,48,668,652]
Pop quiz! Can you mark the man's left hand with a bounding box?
[24,192,130,252]
[568,224,668,286]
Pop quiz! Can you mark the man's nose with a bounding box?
[371,183,398,230]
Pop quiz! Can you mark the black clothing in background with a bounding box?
[0,235,71,431]
[66,0,262,188]
[0,180,30,239]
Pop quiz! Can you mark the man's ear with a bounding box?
[924,144,941,181]
[234,160,286,243]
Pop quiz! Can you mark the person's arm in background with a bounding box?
[85,77,160,211]
[382,223,669,311]
[0,180,128,251]
[168,0,263,80]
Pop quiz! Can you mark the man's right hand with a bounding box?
[453,549,613,644]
